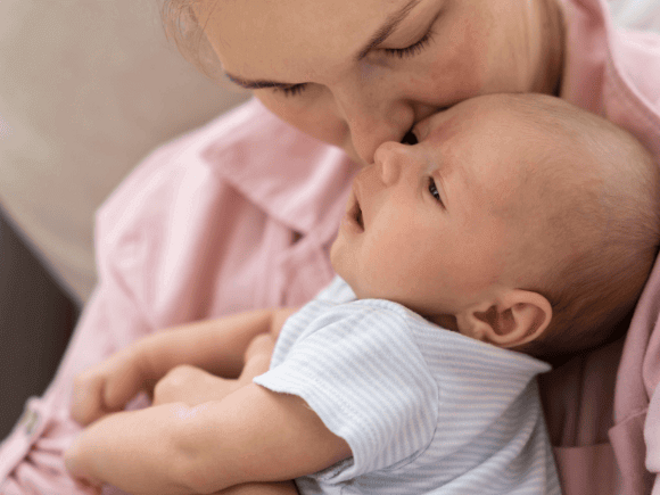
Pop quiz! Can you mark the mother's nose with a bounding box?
[333,85,414,164]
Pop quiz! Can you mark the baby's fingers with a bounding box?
[153,365,236,406]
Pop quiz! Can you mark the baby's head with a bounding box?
[331,93,660,360]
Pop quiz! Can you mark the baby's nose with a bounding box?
[374,142,409,185]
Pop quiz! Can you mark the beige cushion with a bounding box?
[0,1,248,303]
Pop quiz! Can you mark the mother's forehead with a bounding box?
[198,0,424,77]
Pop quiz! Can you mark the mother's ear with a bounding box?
[455,290,552,348]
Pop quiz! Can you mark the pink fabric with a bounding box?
[614,248,660,495]
[0,0,659,493]
[0,104,357,494]
[546,0,660,494]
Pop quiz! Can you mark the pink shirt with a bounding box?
[1,0,659,493]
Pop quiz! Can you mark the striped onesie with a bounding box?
[254,276,560,494]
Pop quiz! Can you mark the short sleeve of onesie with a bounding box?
[254,299,439,482]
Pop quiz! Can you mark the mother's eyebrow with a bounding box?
[224,72,293,90]
[224,0,423,89]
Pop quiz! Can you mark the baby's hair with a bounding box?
[504,95,660,359]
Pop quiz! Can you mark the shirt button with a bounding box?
[18,407,40,436]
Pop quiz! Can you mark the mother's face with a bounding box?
[197,0,563,164]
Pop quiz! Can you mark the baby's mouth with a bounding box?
[355,204,364,229]
[347,191,364,232]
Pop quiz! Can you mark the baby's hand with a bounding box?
[71,346,151,426]
[152,334,276,407]
[153,364,239,406]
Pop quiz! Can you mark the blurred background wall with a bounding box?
[0,0,248,440]
[0,1,249,305]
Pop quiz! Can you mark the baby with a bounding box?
[65,94,660,495]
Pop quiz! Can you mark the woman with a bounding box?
[1,0,658,493]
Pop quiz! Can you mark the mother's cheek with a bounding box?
[255,91,348,149]
[425,16,490,105]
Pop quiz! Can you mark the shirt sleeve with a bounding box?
[0,113,235,494]
[254,300,439,482]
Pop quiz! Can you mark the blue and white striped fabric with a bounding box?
[254,276,561,494]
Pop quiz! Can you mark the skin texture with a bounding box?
[193,0,564,164]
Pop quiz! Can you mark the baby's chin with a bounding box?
[328,239,342,274]
[329,237,355,280]
[328,252,360,295]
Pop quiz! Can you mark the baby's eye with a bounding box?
[428,177,442,204]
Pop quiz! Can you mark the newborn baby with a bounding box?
[66,94,660,495]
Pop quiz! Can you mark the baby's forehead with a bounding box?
[424,100,540,152]
[420,95,592,192]
[430,95,625,229]
[433,106,542,168]
[445,94,568,138]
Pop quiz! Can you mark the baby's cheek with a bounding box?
[358,230,415,295]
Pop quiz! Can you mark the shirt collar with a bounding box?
[201,98,360,236]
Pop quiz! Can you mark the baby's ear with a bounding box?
[456,290,552,348]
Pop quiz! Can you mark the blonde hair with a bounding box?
[160,0,223,79]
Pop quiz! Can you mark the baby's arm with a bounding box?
[215,481,299,495]
[65,382,351,495]
[71,308,295,425]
